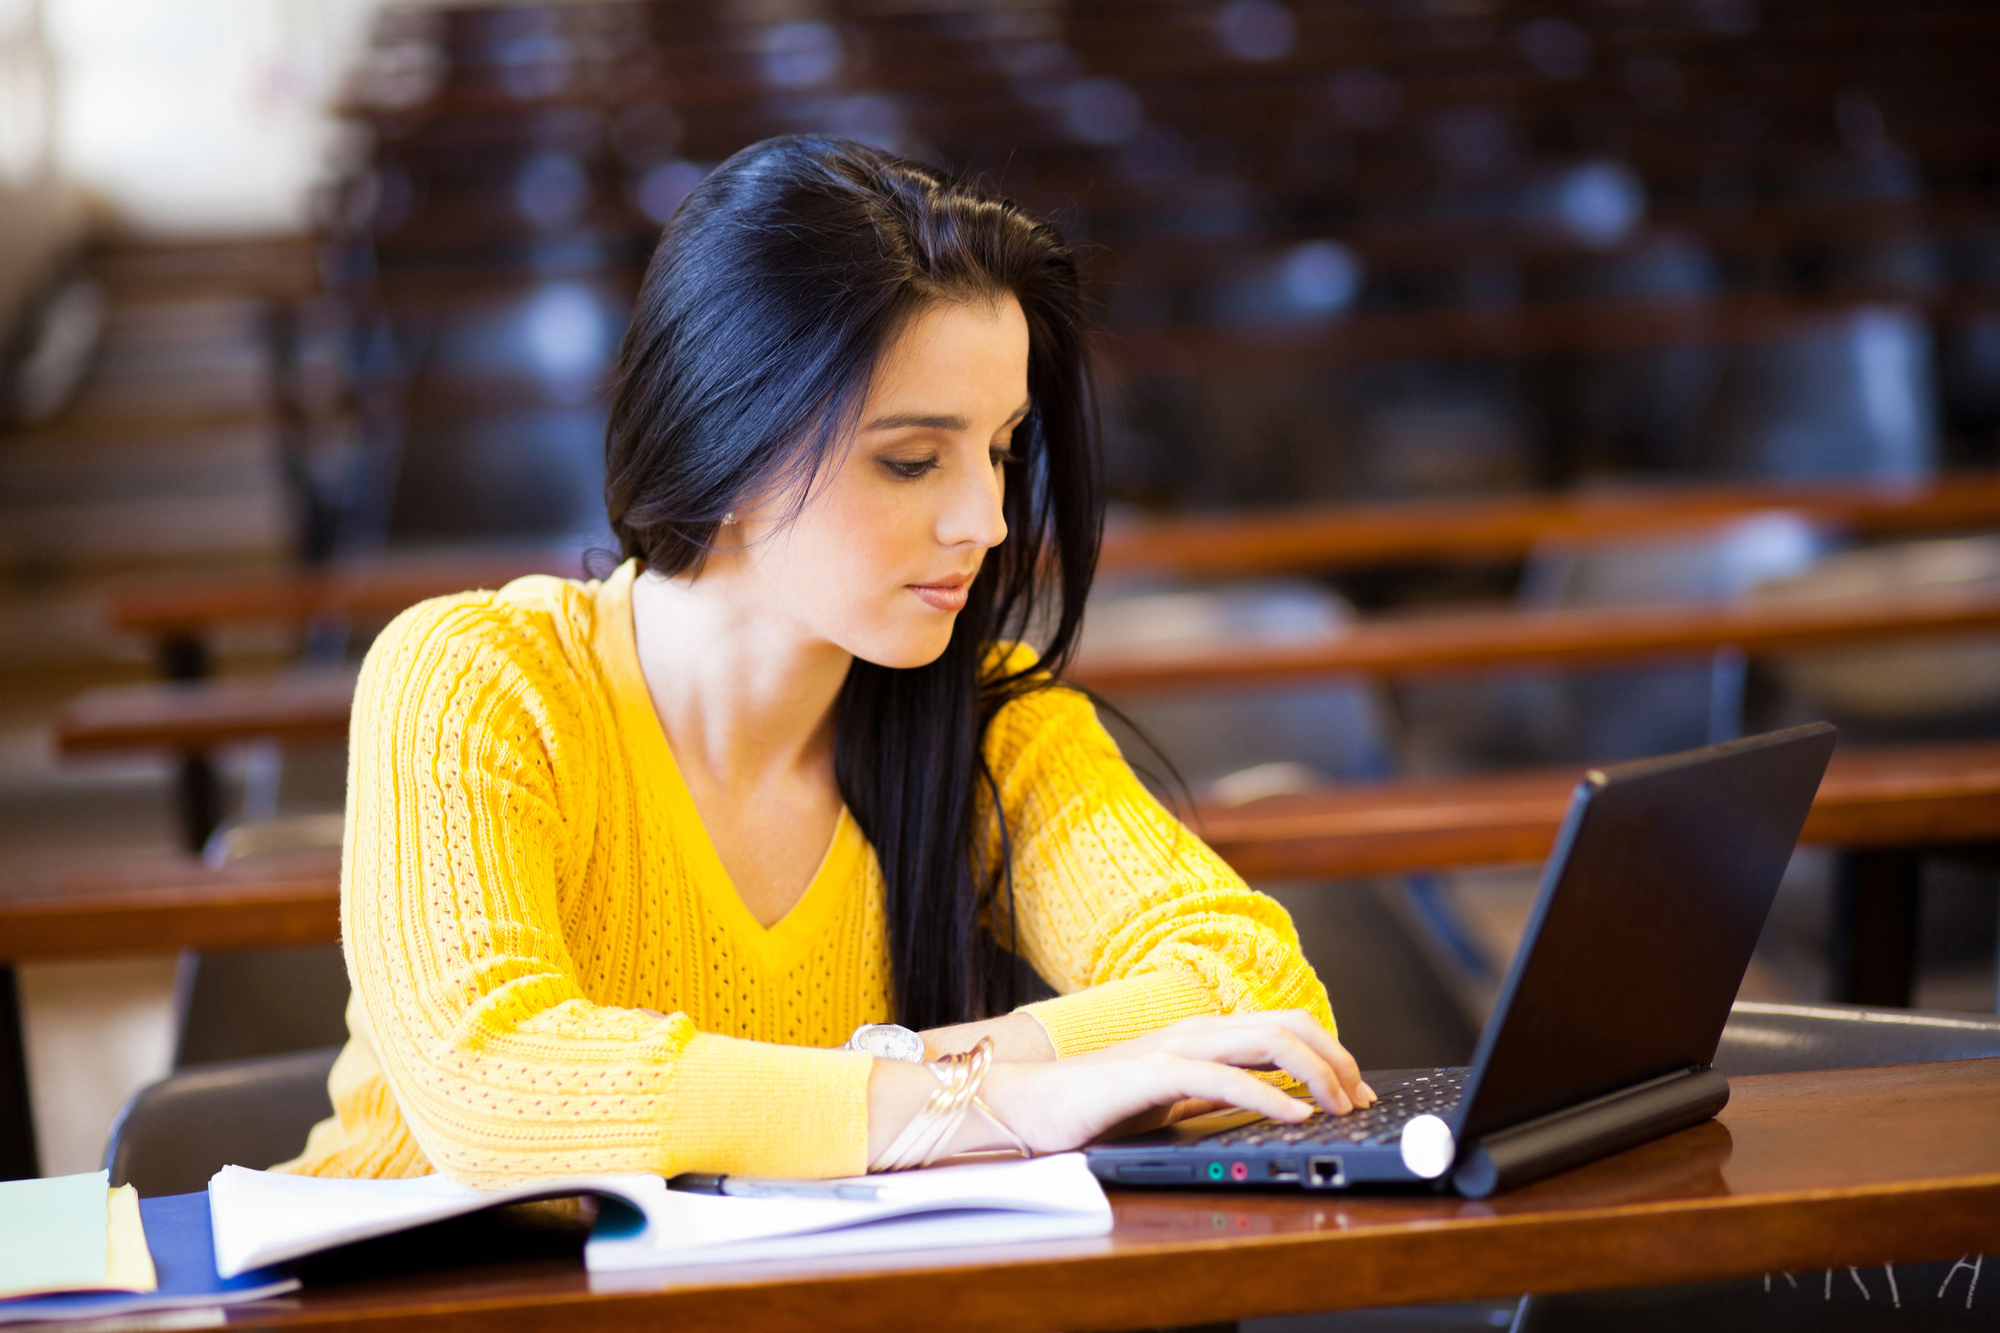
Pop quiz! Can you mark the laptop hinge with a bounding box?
[1451,1065,1729,1199]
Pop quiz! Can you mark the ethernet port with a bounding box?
[1308,1156,1345,1188]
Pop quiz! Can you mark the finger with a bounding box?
[1153,1057,1314,1124]
[1250,1026,1349,1114]
[1167,1018,1351,1114]
[1164,1097,1231,1123]
[1261,1011,1371,1106]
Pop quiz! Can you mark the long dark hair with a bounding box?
[604,135,1102,1029]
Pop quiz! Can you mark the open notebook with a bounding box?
[210,1154,1112,1277]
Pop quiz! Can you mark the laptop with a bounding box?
[1086,722,1837,1199]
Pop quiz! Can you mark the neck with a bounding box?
[628,563,851,793]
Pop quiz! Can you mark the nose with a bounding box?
[937,449,1008,553]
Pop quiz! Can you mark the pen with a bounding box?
[668,1173,885,1201]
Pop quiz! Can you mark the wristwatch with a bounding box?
[844,1022,927,1063]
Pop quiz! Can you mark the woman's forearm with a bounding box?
[919,1010,1056,1062]
[865,1055,1021,1166]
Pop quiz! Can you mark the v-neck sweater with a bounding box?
[278,560,1335,1186]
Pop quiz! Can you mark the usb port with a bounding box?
[1308,1155,1345,1188]
[1266,1158,1301,1183]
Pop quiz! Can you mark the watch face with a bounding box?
[851,1024,926,1062]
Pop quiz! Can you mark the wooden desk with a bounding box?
[57,591,2000,760]
[1197,741,2000,881]
[87,1060,2000,1332]
[1071,588,2000,695]
[8,741,1991,989]
[0,852,341,963]
[54,668,360,757]
[1101,472,2000,581]
[100,475,2000,643]
[108,549,582,646]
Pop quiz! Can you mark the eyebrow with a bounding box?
[863,399,1032,433]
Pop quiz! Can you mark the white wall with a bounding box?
[42,0,385,237]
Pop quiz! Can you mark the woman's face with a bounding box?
[723,294,1029,669]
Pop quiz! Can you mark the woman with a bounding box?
[281,135,1372,1186]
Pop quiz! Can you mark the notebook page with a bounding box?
[0,1172,109,1300]
[208,1167,668,1278]
[586,1154,1112,1271]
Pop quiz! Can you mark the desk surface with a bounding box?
[167,1060,2000,1333]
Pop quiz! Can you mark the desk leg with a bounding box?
[176,753,223,856]
[0,966,39,1180]
[1831,851,1923,1007]
[159,634,223,855]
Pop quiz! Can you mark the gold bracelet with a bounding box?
[870,1036,1028,1171]
[872,1039,985,1172]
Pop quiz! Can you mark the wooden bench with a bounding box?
[13,740,1993,982]
[1196,742,2000,881]
[102,474,2000,652]
[64,588,2000,774]
[1101,472,2000,581]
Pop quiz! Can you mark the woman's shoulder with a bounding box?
[982,641,1116,766]
[361,573,612,708]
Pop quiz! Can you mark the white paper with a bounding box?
[586,1154,1113,1271]
[207,1154,1110,1279]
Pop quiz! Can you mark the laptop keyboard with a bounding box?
[1207,1068,1468,1149]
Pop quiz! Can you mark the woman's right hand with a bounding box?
[883,1010,1376,1163]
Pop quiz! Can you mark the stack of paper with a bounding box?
[208,1154,1113,1277]
[0,1172,155,1303]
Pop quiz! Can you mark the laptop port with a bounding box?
[1267,1159,1301,1183]
[1308,1156,1345,1188]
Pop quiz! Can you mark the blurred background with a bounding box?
[4,0,2000,1181]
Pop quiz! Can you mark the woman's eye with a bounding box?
[990,445,1018,467]
[883,456,939,480]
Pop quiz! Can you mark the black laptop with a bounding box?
[1087,722,1837,1199]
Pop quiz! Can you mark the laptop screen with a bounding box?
[1453,723,1836,1145]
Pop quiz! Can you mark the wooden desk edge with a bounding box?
[201,1169,2000,1333]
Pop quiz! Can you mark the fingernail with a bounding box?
[1360,1082,1378,1106]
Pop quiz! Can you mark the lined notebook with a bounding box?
[209,1154,1112,1277]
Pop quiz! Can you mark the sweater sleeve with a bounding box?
[341,597,872,1187]
[984,654,1337,1058]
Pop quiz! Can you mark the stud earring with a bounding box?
[722,512,736,524]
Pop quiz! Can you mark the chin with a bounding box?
[847,620,959,672]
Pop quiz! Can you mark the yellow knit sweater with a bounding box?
[278,559,1334,1186]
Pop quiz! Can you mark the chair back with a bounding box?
[104,1046,339,1197]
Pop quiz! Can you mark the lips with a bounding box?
[908,576,972,612]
